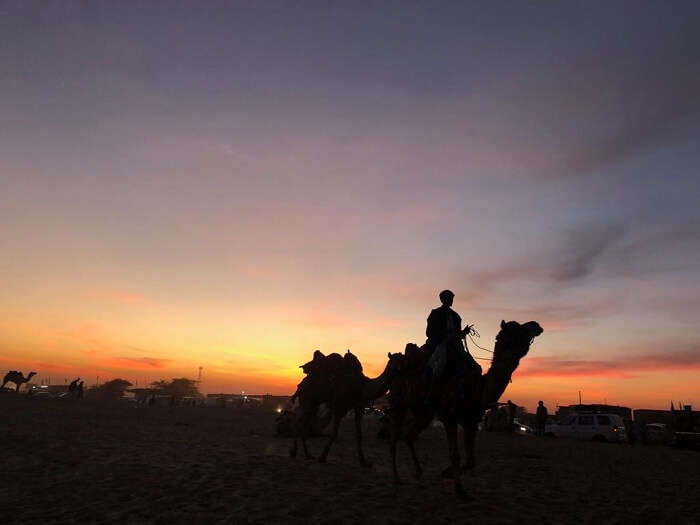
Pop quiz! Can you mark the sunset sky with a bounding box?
[2,2,699,410]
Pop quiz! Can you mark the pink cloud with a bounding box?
[517,350,700,379]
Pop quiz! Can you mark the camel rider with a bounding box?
[426,290,481,379]
[68,377,80,396]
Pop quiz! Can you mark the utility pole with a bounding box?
[578,390,582,405]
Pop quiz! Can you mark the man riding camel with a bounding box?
[426,289,481,379]
[68,378,81,397]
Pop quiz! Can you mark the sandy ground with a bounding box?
[1,396,698,524]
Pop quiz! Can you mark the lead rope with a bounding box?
[463,324,493,362]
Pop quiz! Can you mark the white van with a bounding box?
[545,413,627,442]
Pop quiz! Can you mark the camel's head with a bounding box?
[385,352,406,378]
[493,320,543,364]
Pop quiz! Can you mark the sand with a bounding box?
[1,396,698,524]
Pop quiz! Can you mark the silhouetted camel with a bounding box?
[290,351,405,467]
[288,350,360,459]
[2,371,37,392]
[388,320,543,498]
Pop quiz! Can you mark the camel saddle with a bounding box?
[293,350,363,404]
[300,350,362,378]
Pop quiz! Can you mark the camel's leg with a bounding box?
[399,414,427,481]
[300,409,314,459]
[290,405,314,459]
[462,424,477,471]
[318,412,341,463]
[290,430,298,458]
[445,423,460,477]
[390,414,402,484]
[289,409,300,458]
[407,439,423,480]
[354,408,371,468]
[440,422,460,479]
[446,423,469,499]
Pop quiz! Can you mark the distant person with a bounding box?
[77,380,84,399]
[506,400,516,431]
[68,377,80,397]
[536,400,548,436]
[425,290,481,379]
[624,418,637,445]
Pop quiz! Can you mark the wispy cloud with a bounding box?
[517,349,700,379]
[549,225,627,282]
[108,357,172,369]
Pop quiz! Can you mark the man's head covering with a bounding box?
[439,289,455,302]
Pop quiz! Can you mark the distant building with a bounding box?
[261,394,290,411]
[205,393,233,407]
[556,404,632,420]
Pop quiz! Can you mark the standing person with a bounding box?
[536,400,548,436]
[77,380,84,399]
[506,400,516,432]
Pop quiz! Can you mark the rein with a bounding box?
[463,324,494,362]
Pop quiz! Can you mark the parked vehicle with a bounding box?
[670,432,700,450]
[644,423,670,444]
[513,418,534,435]
[545,413,627,442]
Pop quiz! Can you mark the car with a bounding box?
[31,390,52,398]
[513,418,534,435]
[644,423,669,444]
[670,432,700,450]
[364,407,384,418]
[545,413,627,443]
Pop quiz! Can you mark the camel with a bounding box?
[290,351,405,467]
[288,350,362,459]
[2,371,37,392]
[388,320,543,498]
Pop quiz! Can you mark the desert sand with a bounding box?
[1,396,698,524]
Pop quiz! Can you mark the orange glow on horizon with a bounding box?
[2,302,698,412]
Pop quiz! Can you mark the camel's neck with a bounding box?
[361,367,392,402]
[481,351,521,406]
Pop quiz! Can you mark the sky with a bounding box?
[1,1,699,411]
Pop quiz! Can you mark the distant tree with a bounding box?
[88,379,133,400]
[151,378,199,400]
